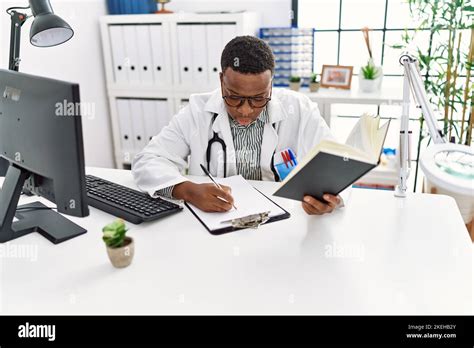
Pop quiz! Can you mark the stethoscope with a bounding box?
[206,112,280,181]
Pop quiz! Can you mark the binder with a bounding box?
[205,24,223,85]
[141,99,172,142]
[116,99,134,161]
[109,25,128,83]
[147,0,157,13]
[176,24,193,84]
[141,99,158,142]
[190,24,208,85]
[155,99,172,133]
[186,175,290,235]
[135,25,154,85]
[130,0,140,14]
[122,25,140,84]
[221,24,237,49]
[122,0,132,14]
[129,99,148,153]
[149,24,170,86]
[106,0,119,14]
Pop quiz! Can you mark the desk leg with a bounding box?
[318,103,332,127]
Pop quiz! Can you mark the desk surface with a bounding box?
[0,167,472,315]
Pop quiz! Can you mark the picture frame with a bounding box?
[320,65,353,89]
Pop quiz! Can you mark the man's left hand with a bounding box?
[302,194,340,215]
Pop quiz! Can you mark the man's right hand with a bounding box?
[172,181,234,212]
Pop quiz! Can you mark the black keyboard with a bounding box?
[85,175,182,224]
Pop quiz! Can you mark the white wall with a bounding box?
[0,0,291,168]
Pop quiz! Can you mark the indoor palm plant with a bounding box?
[392,0,473,190]
[103,219,134,268]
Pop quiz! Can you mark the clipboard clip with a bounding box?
[221,211,271,229]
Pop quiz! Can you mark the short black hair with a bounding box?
[221,36,275,75]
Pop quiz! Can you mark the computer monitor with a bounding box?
[0,158,7,176]
[0,69,89,244]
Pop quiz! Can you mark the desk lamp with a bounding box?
[7,0,74,71]
[1,0,74,175]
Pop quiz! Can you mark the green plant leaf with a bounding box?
[289,76,301,83]
[102,219,128,248]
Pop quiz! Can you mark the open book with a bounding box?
[186,175,290,235]
[273,114,391,201]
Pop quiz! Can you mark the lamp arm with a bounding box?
[8,10,29,71]
[395,53,447,197]
[404,54,446,145]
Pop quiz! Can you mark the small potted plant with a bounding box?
[102,219,134,268]
[359,27,383,92]
[289,76,301,91]
[359,59,382,92]
[309,73,320,92]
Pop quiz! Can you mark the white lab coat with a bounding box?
[132,88,350,205]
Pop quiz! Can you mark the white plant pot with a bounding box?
[359,67,383,92]
[289,82,301,91]
[106,236,135,268]
[309,82,320,92]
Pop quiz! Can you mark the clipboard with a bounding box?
[185,176,290,235]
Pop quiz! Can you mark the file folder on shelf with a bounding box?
[141,99,160,142]
[190,24,208,85]
[122,25,140,84]
[155,99,172,135]
[177,24,194,84]
[109,25,128,83]
[129,99,147,153]
[116,99,134,161]
[136,25,154,85]
[205,24,223,86]
[141,99,172,142]
[149,24,171,86]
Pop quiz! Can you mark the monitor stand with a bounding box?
[0,164,87,244]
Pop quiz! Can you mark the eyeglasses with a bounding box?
[221,84,272,109]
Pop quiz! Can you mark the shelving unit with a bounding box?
[99,12,260,168]
[259,27,315,87]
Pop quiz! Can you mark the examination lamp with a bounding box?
[7,0,74,71]
[395,53,472,198]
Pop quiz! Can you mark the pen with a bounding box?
[288,149,297,166]
[199,164,237,210]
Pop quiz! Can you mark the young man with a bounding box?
[133,36,347,215]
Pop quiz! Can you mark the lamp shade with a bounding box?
[28,0,74,47]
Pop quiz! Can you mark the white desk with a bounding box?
[302,84,403,126]
[0,167,471,315]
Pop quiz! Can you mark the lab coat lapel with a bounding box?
[261,122,278,180]
[260,94,289,180]
[204,89,237,177]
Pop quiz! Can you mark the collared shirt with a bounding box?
[157,108,268,198]
[229,108,268,181]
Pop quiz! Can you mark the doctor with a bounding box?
[133,36,346,215]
